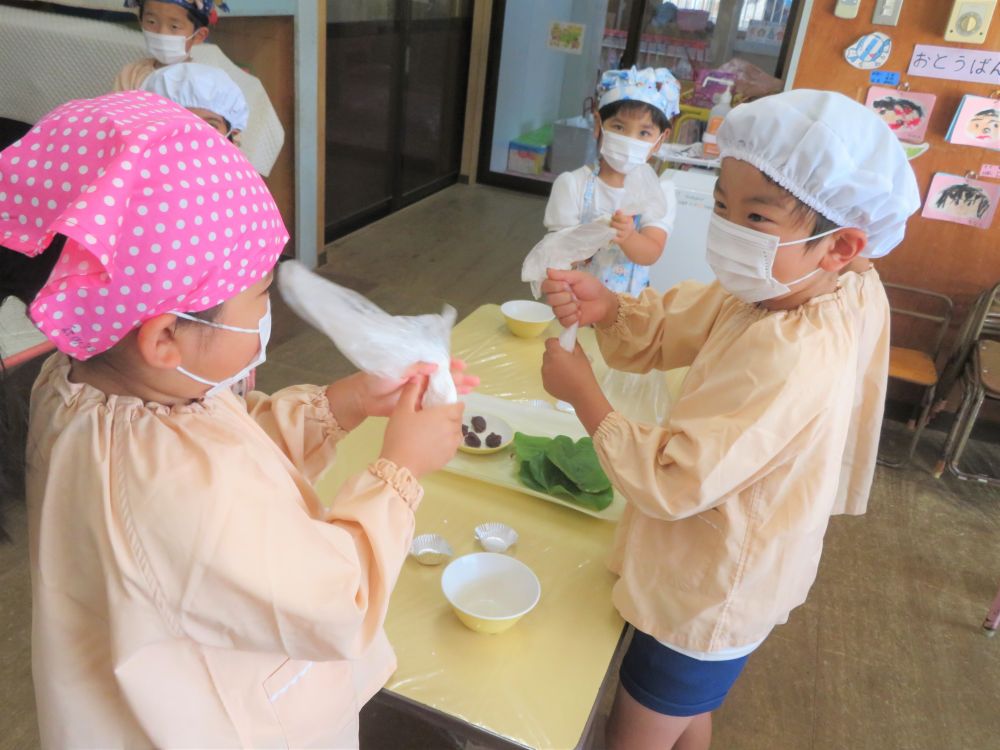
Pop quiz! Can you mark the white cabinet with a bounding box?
[650,168,718,292]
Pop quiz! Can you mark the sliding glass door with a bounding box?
[325,0,473,240]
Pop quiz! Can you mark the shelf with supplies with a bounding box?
[601,29,711,63]
[656,142,721,170]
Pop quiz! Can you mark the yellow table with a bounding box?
[448,304,610,404]
[315,305,626,749]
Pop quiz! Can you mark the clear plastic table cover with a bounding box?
[452,304,688,422]
[314,305,688,749]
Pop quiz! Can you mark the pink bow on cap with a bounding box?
[0,90,288,359]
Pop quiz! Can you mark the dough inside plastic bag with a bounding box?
[278,261,457,406]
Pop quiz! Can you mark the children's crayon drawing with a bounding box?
[946,95,1000,153]
[865,87,936,144]
[921,173,999,229]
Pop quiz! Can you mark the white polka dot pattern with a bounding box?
[0,91,288,360]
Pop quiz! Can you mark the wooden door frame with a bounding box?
[232,0,324,268]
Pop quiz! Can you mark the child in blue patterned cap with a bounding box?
[543,66,681,297]
[112,0,229,92]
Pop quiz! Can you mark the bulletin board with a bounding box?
[791,2,1000,352]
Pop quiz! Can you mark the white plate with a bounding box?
[446,394,624,521]
[458,412,514,455]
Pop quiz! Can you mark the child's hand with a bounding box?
[541,269,619,328]
[449,358,480,395]
[361,358,478,419]
[380,377,465,479]
[541,338,600,406]
[611,210,635,243]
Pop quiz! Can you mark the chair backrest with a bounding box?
[936,281,1000,402]
[883,282,954,362]
[982,284,1000,339]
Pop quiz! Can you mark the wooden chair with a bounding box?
[934,281,1000,419]
[932,282,1000,478]
[878,283,953,468]
[936,340,1000,487]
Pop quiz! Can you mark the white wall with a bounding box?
[489,0,574,172]
[556,0,610,121]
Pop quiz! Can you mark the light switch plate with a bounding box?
[873,0,904,25]
[835,0,861,20]
[944,0,997,43]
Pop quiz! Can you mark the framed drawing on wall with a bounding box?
[946,95,1000,153]
[921,173,999,230]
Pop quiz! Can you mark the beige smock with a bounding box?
[113,59,157,91]
[593,279,863,653]
[833,267,890,516]
[26,355,422,749]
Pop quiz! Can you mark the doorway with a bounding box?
[477,0,804,195]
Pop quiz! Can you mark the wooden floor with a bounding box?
[2,184,999,749]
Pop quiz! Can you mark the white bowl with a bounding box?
[500,300,555,338]
[441,553,541,634]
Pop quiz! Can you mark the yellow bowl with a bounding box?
[441,553,541,634]
[501,300,554,338]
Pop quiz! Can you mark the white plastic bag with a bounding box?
[522,164,669,351]
[278,261,457,407]
[616,163,669,220]
[522,220,617,351]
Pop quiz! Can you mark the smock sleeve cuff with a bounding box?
[593,410,627,451]
[596,293,639,337]
[368,459,423,509]
[308,389,349,443]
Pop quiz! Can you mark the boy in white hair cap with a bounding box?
[142,62,249,144]
[544,66,681,296]
[538,89,919,749]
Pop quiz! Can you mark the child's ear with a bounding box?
[593,113,602,140]
[192,26,210,45]
[820,228,867,272]
[135,314,186,370]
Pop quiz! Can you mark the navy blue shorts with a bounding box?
[619,629,749,717]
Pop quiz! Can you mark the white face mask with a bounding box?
[174,301,271,398]
[143,30,195,65]
[706,214,841,304]
[600,130,657,175]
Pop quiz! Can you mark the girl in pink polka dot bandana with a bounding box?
[0,91,474,748]
[0,90,284,358]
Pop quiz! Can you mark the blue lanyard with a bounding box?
[581,165,600,223]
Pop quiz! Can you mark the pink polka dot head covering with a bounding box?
[0,90,288,360]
